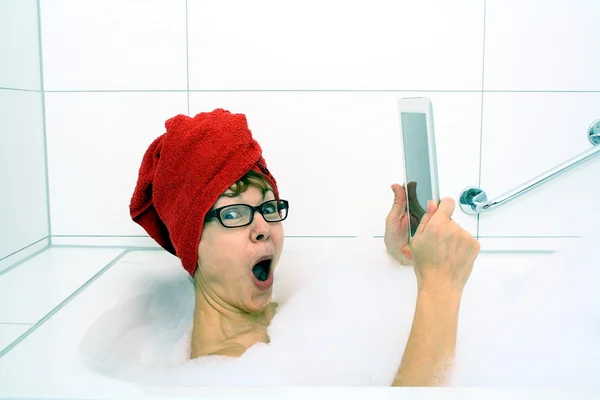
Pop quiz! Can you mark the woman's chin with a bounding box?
[245,291,273,313]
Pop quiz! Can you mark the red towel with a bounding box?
[129,109,279,277]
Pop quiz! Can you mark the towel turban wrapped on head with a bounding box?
[129,109,280,277]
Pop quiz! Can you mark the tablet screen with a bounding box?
[401,112,434,237]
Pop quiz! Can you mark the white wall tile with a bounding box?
[187,0,485,90]
[478,92,600,237]
[0,90,48,261]
[190,92,481,237]
[0,0,41,90]
[0,247,125,323]
[44,92,188,236]
[0,324,32,353]
[40,0,187,90]
[484,0,600,91]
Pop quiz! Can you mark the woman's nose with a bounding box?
[251,210,271,240]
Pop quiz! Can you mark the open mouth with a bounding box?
[252,259,272,282]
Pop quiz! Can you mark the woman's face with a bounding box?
[195,185,284,313]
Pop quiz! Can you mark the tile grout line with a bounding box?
[52,234,153,238]
[44,89,188,93]
[36,0,52,246]
[0,87,40,92]
[186,89,600,93]
[185,0,190,115]
[38,89,600,93]
[477,235,582,239]
[372,235,582,239]
[476,0,487,239]
[0,241,50,278]
[0,236,48,263]
[480,251,558,255]
[51,234,361,238]
[0,249,131,359]
[34,235,585,240]
[51,244,161,250]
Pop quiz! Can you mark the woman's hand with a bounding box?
[410,197,480,293]
[384,183,414,265]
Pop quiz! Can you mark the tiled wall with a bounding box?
[11,0,600,254]
[0,0,50,272]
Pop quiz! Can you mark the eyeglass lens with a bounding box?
[219,200,287,227]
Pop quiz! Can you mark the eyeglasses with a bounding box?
[205,199,289,228]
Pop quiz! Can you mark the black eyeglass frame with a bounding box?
[205,199,290,228]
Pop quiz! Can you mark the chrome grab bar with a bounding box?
[460,118,600,215]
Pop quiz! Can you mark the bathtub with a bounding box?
[0,236,599,398]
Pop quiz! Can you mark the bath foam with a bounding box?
[450,229,600,387]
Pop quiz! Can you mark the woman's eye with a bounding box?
[263,204,277,214]
[222,208,243,219]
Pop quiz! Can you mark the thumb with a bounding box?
[389,184,407,218]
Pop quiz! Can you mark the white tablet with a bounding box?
[397,97,441,242]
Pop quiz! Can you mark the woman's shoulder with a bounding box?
[208,344,247,357]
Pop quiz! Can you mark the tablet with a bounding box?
[397,97,441,242]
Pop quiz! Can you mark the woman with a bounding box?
[130,109,481,386]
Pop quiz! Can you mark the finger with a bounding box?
[430,197,456,222]
[414,200,438,238]
[388,183,407,219]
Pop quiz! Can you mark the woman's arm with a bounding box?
[392,286,462,386]
[390,197,480,387]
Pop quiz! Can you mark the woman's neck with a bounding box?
[189,288,277,358]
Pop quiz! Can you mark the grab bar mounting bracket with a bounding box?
[590,118,600,145]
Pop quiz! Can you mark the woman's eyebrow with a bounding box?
[218,192,239,199]
[216,189,273,201]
